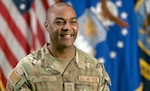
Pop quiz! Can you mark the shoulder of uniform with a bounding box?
[6,44,49,90]
[96,62,111,85]
[25,43,49,65]
[76,47,98,68]
[78,48,97,61]
[6,65,26,90]
[76,47,111,85]
[18,54,41,76]
[21,48,42,65]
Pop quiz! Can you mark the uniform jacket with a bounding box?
[6,43,111,91]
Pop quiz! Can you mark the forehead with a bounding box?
[47,4,76,20]
[50,3,73,11]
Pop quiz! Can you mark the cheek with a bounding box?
[50,25,62,32]
[49,27,61,38]
[74,26,78,33]
[49,25,57,34]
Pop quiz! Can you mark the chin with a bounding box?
[61,43,74,48]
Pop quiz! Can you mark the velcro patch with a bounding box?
[79,76,99,82]
[9,70,20,85]
[15,67,24,76]
[64,82,74,91]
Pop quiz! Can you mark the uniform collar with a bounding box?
[41,43,86,73]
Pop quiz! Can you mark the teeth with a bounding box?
[64,35,71,37]
[61,34,72,39]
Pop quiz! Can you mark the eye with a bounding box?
[54,20,65,25]
[70,20,77,25]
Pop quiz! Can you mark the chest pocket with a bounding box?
[29,75,63,91]
[64,69,100,91]
[74,68,100,91]
[75,76,99,91]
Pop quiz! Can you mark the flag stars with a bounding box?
[110,51,116,58]
[115,1,122,7]
[117,41,124,48]
[98,57,105,63]
[121,28,128,36]
[20,3,26,10]
[121,12,128,19]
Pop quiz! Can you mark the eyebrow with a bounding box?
[55,17,77,20]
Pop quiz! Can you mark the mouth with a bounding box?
[60,34,73,39]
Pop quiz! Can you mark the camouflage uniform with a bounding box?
[6,43,111,91]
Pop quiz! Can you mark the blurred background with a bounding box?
[0,0,150,91]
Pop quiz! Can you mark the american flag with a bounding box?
[0,0,56,90]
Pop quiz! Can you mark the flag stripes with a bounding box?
[0,34,18,68]
[0,1,30,53]
[0,0,55,90]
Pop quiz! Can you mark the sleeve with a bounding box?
[96,62,111,91]
[6,63,31,91]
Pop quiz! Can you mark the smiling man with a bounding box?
[6,2,110,91]
[45,2,78,57]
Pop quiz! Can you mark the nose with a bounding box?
[63,22,71,30]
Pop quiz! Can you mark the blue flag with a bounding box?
[94,0,141,91]
[64,0,141,91]
[136,0,150,91]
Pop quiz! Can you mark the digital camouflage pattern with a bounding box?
[6,43,111,91]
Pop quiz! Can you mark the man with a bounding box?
[6,2,110,91]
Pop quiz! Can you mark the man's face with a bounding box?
[46,5,78,48]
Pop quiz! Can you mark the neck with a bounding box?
[48,45,75,59]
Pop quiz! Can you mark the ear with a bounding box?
[44,22,49,32]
